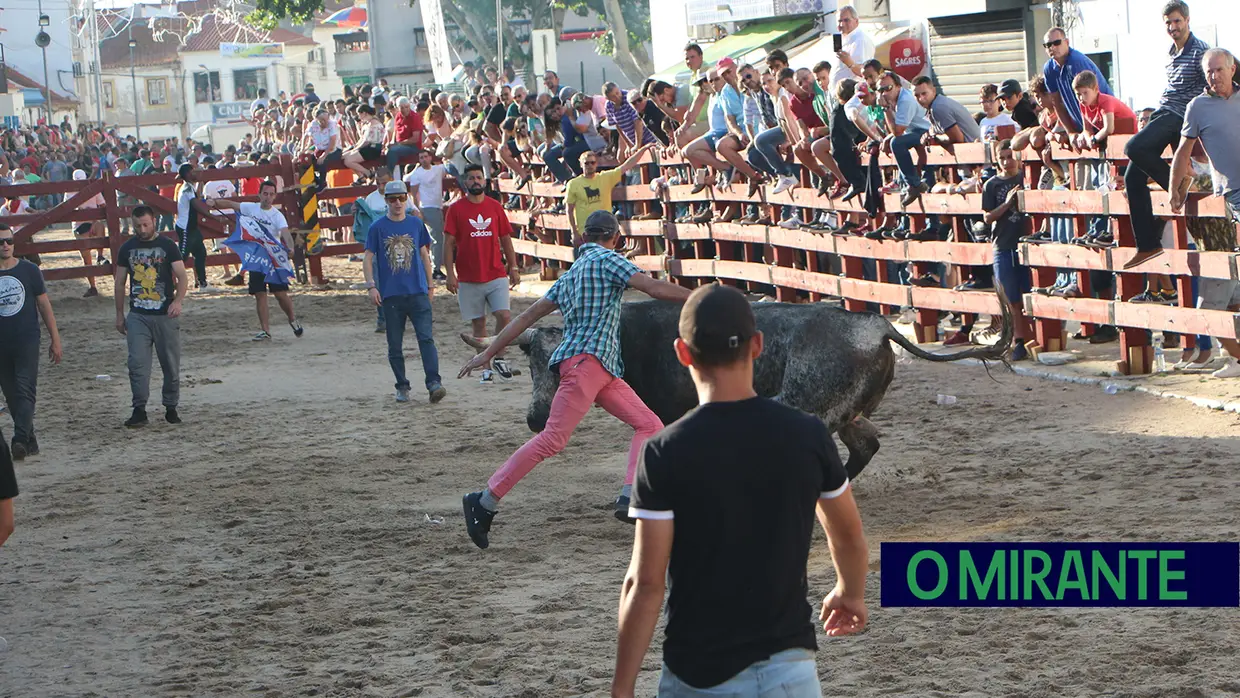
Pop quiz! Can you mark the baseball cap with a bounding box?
[998,79,1022,99]
[72,169,87,181]
[678,284,756,363]
[694,71,711,85]
[583,210,619,237]
[383,180,408,196]
[716,56,737,72]
[571,92,588,108]
[855,81,871,99]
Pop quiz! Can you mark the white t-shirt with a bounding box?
[829,29,877,88]
[175,183,196,229]
[206,179,236,200]
[239,202,289,237]
[980,113,1018,141]
[844,95,875,133]
[404,165,446,209]
[0,198,30,216]
[306,120,341,151]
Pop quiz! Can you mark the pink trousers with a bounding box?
[487,354,664,499]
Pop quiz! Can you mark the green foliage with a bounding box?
[554,0,649,58]
[245,0,326,29]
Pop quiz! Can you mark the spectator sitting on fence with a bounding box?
[1026,75,1068,185]
[565,93,610,174]
[1167,47,1240,378]
[386,97,425,179]
[879,71,933,207]
[1121,0,1209,271]
[1000,78,1041,152]
[499,117,535,204]
[681,68,745,204]
[979,84,1018,142]
[341,104,385,181]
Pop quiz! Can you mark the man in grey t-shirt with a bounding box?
[913,76,981,146]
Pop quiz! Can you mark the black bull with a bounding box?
[464,296,1012,479]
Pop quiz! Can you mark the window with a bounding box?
[288,66,305,92]
[194,71,221,103]
[233,68,268,100]
[146,77,168,105]
[414,28,427,48]
[318,48,327,78]
[103,81,115,109]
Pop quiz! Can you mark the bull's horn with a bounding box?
[459,329,537,350]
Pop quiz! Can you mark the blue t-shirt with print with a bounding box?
[366,215,432,298]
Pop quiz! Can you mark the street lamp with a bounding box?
[128,25,140,138]
[35,5,51,124]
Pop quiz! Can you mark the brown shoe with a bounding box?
[943,330,972,346]
[1122,248,1164,270]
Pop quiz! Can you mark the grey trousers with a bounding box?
[0,340,40,443]
[422,207,445,272]
[126,313,181,409]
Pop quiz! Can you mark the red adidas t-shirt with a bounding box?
[444,196,512,284]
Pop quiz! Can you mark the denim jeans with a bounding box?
[542,144,574,183]
[0,339,40,443]
[657,648,822,697]
[562,140,592,177]
[382,293,440,391]
[1124,109,1182,252]
[891,128,928,188]
[1051,212,1075,288]
[751,128,792,177]
[386,144,421,178]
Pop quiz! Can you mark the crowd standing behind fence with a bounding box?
[0,0,1236,383]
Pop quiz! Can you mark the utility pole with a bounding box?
[496,0,503,74]
[129,21,140,138]
[37,0,51,124]
[88,0,103,124]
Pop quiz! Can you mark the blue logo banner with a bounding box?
[881,542,1239,607]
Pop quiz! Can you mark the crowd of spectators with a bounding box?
[2,1,1236,374]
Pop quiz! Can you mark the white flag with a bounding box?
[420,0,454,85]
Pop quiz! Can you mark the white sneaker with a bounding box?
[772,175,797,195]
[777,218,800,229]
[1211,358,1240,378]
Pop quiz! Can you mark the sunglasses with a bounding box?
[1043,39,1064,49]
[877,85,893,93]
[0,238,14,245]
[385,195,407,202]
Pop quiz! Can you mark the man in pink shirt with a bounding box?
[1073,70,1137,151]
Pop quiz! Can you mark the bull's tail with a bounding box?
[883,283,1014,363]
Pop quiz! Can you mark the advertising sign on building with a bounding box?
[889,38,927,82]
[211,101,250,122]
[220,42,285,59]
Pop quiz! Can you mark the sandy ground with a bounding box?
[2,252,1240,697]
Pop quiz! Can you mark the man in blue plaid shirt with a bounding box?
[459,210,693,549]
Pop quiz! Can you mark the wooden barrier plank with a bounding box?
[41,264,113,281]
[1109,247,1238,279]
[510,238,575,262]
[905,240,993,265]
[631,255,665,273]
[835,236,906,262]
[894,193,985,216]
[620,219,668,237]
[665,224,713,241]
[766,227,835,253]
[771,267,841,296]
[911,287,1003,315]
[508,210,533,227]
[17,237,111,254]
[711,222,768,245]
[840,277,911,307]
[1020,243,1111,272]
[668,259,715,277]
[1024,295,1112,325]
[714,260,773,285]
[1113,302,1240,338]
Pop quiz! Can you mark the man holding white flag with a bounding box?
[209,181,305,341]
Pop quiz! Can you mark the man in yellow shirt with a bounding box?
[566,142,656,248]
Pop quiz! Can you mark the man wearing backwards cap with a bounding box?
[459,210,692,549]
[611,283,869,698]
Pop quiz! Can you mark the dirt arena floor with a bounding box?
[2,255,1240,697]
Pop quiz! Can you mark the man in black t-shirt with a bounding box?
[1001,78,1042,152]
[982,140,1033,362]
[0,222,63,461]
[114,205,189,427]
[612,284,869,698]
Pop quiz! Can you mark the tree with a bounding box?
[246,0,324,29]
[553,0,653,86]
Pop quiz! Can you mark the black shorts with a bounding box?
[506,140,521,160]
[248,271,290,295]
[73,222,93,237]
[358,144,383,161]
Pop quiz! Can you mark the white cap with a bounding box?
[72,169,87,180]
